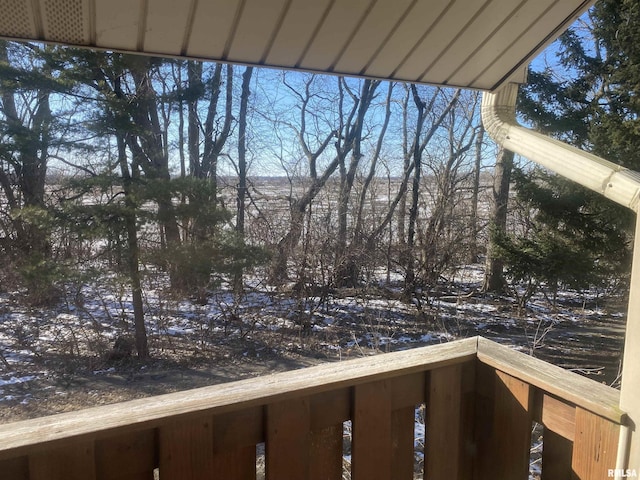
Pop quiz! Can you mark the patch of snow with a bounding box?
[0,375,37,386]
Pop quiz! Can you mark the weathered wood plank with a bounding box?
[392,406,415,480]
[572,408,620,480]
[542,429,573,480]
[29,440,96,480]
[210,408,261,479]
[0,337,478,460]
[425,362,475,480]
[212,407,264,452]
[309,424,343,480]
[352,380,392,480]
[351,381,392,480]
[310,388,350,430]
[266,397,311,479]
[159,416,214,479]
[474,364,533,480]
[212,446,257,480]
[0,456,28,480]
[477,337,623,423]
[95,429,156,480]
[533,390,576,441]
[390,372,426,409]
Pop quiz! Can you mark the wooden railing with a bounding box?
[0,336,626,480]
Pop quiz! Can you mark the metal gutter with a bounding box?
[481,82,640,212]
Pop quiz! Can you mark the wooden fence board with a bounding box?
[352,380,392,480]
[0,456,28,480]
[266,397,311,479]
[542,429,573,480]
[213,407,264,452]
[159,416,214,479]
[534,390,576,441]
[474,365,533,480]
[426,362,475,480]
[309,424,343,480]
[310,388,350,429]
[572,408,620,480]
[392,406,415,480]
[95,429,156,480]
[29,440,96,480]
[212,446,257,480]
[390,372,426,409]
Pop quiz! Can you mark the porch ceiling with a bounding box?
[0,0,594,91]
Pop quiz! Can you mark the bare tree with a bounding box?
[268,74,339,283]
[403,86,461,296]
[483,147,514,293]
[233,66,254,293]
[468,124,485,262]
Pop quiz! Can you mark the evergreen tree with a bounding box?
[495,3,639,302]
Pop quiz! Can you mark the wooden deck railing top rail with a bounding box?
[0,336,478,459]
[477,337,624,423]
[0,336,626,480]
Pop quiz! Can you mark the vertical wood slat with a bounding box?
[352,380,393,480]
[0,456,28,480]
[29,440,96,480]
[352,375,426,480]
[475,364,533,480]
[542,429,573,480]
[96,429,156,480]
[266,397,311,479]
[213,407,263,480]
[159,416,214,479]
[391,406,416,480]
[212,447,257,480]
[571,408,620,480]
[309,424,343,480]
[426,362,475,480]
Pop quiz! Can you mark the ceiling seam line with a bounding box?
[87,0,96,45]
[439,0,529,86]
[260,0,293,64]
[489,0,593,90]
[30,0,43,39]
[180,0,199,57]
[358,0,419,77]
[328,0,378,72]
[295,0,335,68]
[470,0,561,89]
[388,0,455,79]
[136,0,149,52]
[417,0,495,83]
[222,0,247,60]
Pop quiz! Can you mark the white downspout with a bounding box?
[482,83,640,210]
[482,82,640,473]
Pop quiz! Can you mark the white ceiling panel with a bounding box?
[144,0,194,56]
[0,0,596,91]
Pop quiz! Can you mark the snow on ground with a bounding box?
[0,263,626,407]
[0,264,626,480]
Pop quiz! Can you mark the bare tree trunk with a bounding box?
[116,132,148,358]
[234,66,253,294]
[269,74,337,284]
[468,125,484,262]
[114,74,148,359]
[483,147,514,293]
[334,79,379,287]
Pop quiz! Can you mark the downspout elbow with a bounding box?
[481,83,640,212]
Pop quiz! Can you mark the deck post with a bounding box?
[620,216,640,473]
